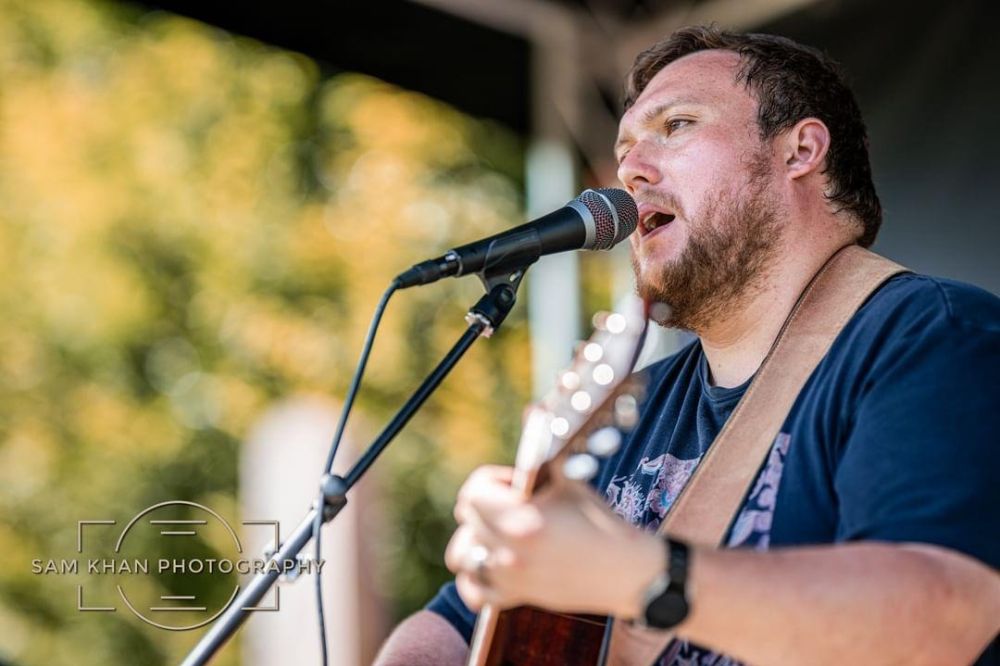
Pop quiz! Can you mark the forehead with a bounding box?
[620,49,754,129]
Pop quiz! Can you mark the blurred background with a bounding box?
[0,0,996,664]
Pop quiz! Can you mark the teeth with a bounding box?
[642,212,674,232]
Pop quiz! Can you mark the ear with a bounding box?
[782,118,830,181]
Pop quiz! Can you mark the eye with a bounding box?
[664,118,692,134]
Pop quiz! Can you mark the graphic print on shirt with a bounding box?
[727,432,791,549]
[605,453,701,528]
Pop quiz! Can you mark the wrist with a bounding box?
[614,531,667,619]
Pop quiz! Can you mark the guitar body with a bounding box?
[483,607,607,665]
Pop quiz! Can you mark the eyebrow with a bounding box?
[615,97,702,156]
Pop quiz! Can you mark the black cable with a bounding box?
[323,280,400,476]
[313,278,399,666]
[312,504,330,666]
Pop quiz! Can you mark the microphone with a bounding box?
[394,188,638,289]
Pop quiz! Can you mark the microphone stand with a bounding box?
[180,265,530,666]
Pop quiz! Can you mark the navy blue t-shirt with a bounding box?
[427,273,1000,665]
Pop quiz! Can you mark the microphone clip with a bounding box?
[465,262,530,337]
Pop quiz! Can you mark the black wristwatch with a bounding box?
[640,537,691,629]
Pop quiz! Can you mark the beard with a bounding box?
[633,152,782,332]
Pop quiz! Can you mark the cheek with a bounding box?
[672,142,744,219]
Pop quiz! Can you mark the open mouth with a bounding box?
[640,211,676,235]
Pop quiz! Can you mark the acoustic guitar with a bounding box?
[467,304,650,665]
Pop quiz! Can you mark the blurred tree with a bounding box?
[0,0,531,663]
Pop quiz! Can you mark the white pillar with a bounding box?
[526,141,581,397]
[240,397,385,666]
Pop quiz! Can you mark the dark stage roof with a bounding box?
[140,0,533,132]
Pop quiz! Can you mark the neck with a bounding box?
[695,232,852,388]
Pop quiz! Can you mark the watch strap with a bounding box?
[642,538,690,629]
[667,538,688,590]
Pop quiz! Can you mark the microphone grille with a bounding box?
[577,188,639,250]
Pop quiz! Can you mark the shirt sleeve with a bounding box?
[425,580,477,643]
[834,285,1000,569]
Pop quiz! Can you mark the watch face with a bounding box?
[645,584,689,629]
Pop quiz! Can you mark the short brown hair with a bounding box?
[625,26,882,247]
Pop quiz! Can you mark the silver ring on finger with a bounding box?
[467,544,491,587]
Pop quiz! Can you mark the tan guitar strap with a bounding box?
[605,245,908,666]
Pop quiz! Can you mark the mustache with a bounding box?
[634,188,685,217]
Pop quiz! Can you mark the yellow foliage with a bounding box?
[0,1,531,663]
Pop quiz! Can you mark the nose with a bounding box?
[616,142,662,192]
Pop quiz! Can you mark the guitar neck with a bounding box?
[465,306,649,666]
[467,423,549,665]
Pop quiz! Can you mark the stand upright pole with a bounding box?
[181,278,525,666]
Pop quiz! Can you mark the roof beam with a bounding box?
[616,0,823,76]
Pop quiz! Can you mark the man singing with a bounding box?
[375,26,1000,665]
